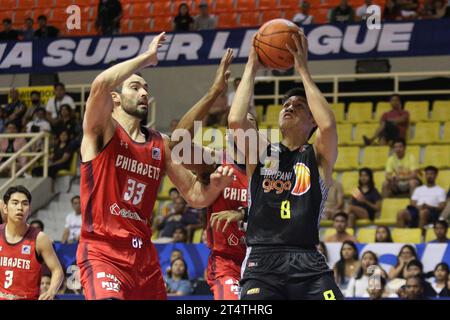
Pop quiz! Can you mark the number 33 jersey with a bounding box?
[246,143,329,247]
[80,122,165,243]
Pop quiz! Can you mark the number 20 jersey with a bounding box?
[246,143,328,247]
[79,123,165,244]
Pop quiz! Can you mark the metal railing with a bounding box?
[0,132,50,193]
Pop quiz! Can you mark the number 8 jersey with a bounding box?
[79,122,165,244]
[246,143,328,247]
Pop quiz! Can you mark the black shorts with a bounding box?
[240,246,344,300]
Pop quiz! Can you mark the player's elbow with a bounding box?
[318,120,336,135]
[228,114,245,130]
[184,193,209,209]
[92,74,114,92]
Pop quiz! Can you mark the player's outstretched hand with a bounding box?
[286,30,308,74]
[212,48,234,94]
[147,32,166,66]
[39,290,56,300]
[209,165,234,190]
[210,210,244,232]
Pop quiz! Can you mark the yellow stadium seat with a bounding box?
[330,103,345,123]
[265,104,282,126]
[341,171,359,197]
[346,102,373,123]
[357,228,376,243]
[441,122,450,144]
[406,146,421,164]
[57,152,79,176]
[335,147,359,170]
[375,198,410,226]
[374,102,392,122]
[337,123,353,145]
[392,228,422,244]
[405,101,429,122]
[431,100,450,122]
[373,170,385,192]
[192,228,204,243]
[323,228,354,239]
[436,170,450,190]
[361,146,390,170]
[255,105,264,123]
[308,130,317,144]
[425,229,450,242]
[320,220,333,228]
[350,123,378,145]
[410,122,440,144]
[158,174,176,200]
[151,229,159,240]
[423,145,450,169]
[356,219,373,227]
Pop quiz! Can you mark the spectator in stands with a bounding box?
[375,225,394,242]
[52,104,82,149]
[332,241,360,292]
[330,0,355,23]
[398,0,419,20]
[397,166,446,229]
[161,188,181,217]
[61,196,82,244]
[0,18,20,41]
[201,229,207,244]
[355,0,376,21]
[193,2,217,31]
[428,262,450,298]
[165,249,185,276]
[367,276,388,300]
[325,212,358,242]
[46,83,76,122]
[317,241,329,262]
[40,274,51,295]
[432,0,449,18]
[26,107,51,134]
[383,0,402,20]
[382,139,419,198]
[21,17,34,40]
[34,15,59,38]
[173,3,194,32]
[402,276,425,299]
[0,122,27,176]
[22,91,44,127]
[0,108,5,133]
[429,220,450,243]
[95,0,122,35]
[388,244,417,280]
[323,178,344,220]
[364,95,409,146]
[346,251,387,298]
[165,258,193,296]
[292,1,315,25]
[32,129,75,180]
[173,227,188,243]
[29,219,45,232]
[4,88,26,130]
[347,168,382,227]
[404,259,435,297]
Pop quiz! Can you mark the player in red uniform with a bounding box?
[169,49,258,299]
[77,32,234,300]
[0,186,63,300]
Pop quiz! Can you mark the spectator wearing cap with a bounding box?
[34,15,59,38]
[193,2,217,31]
[0,18,20,41]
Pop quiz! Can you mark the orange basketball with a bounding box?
[253,19,301,70]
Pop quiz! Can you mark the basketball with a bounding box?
[253,19,301,70]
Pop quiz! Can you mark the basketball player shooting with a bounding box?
[228,31,344,300]
[76,32,234,300]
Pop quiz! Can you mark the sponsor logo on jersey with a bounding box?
[246,288,260,295]
[227,234,239,246]
[115,154,161,180]
[21,245,31,255]
[110,203,147,224]
[291,162,311,196]
[152,147,161,160]
[120,140,128,149]
[247,261,258,268]
[223,187,247,202]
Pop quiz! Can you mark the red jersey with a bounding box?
[0,224,42,300]
[79,122,165,245]
[206,153,247,263]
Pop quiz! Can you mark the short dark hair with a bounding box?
[30,90,40,97]
[71,195,80,203]
[3,18,12,24]
[114,72,143,94]
[424,166,438,174]
[169,188,179,195]
[3,185,32,204]
[434,219,448,229]
[29,219,44,231]
[37,15,47,21]
[406,275,423,286]
[54,82,65,90]
[333,212,348,221]
[393,138,406,146]
[407,259,423,272]
[282,87,307,104]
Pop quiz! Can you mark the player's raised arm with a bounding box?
[287,31,338,182]
[82,32,166,145]
[164,136,233,208]
[36,232,64,300]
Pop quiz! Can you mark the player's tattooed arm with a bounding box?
[287,30,338,184]
[36,232,64,300]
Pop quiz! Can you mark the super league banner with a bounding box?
[0,19,450,74]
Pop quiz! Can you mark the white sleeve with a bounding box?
[345,278,356,297]
[411,188,420,202]
[438,188,447,203]
[64,215,71,229]
[45,98,53,113]
[67,96,76,109]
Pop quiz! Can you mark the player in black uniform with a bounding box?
[228,31,343,300]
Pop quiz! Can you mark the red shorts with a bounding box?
[77,240,167,300]
[207,254,242,300]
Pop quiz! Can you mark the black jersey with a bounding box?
[246,143,328,247]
